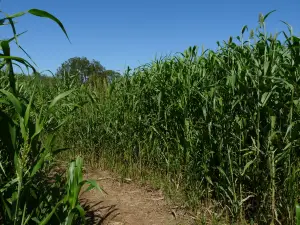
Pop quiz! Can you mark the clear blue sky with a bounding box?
[1,0,299,74]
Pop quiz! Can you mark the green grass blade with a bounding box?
[39,200,62,225]
[263,10,276,21]
[297,204,300,225]
[0,89,23,115]
[24,93,34,127]
[49,89,74,110]
[82,179,105,194]
[28,9,70,42]
[0,55,36,72]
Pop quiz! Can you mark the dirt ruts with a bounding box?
[80,169,195,225]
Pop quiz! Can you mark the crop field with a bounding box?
[0,8,300,225]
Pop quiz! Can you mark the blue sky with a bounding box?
[1,0,299,74]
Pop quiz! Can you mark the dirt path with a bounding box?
[80,169,195,225]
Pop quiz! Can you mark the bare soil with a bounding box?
[80,169,196,225]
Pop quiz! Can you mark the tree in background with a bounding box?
[97,69,121,84]
[56,57,121,89]
[56,57,106,83]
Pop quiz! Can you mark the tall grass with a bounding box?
[0,9,101,224]
[51,12,300,224]
[9,11,299,224]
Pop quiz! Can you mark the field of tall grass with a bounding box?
[54,12,300,224]
[0,9,102,224]
[1,8,300,225]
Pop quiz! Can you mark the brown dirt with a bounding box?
[80,169,196,225]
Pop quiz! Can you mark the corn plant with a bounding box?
[10,9,299,224]
[0,9,101,225]
[53,11,300,225]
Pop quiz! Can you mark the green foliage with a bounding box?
[0,8,101,225]
[56,57,106,84]
[56,57,121,91]
[297,204,300,225]
[5,9,299,225]
[53,12,300,224]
